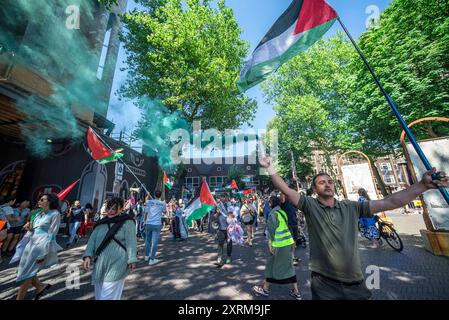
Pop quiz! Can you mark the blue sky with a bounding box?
[107,0,393,137]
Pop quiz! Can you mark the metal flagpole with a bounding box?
[337,17,449,205]
[290,150,300,192]
[90,128,152,198]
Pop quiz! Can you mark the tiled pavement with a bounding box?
[1,209,448,300]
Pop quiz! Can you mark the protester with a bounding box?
[262,198,271,237]
[358,188,381,248]
[172,202,188,241]
[16,193,62,300]
[135,199,145,238]
[259,155,448,300]
[2,200,30,256]
[144,190,166,265]
[252,195,302,300]
[279,192,301,265]
[66,200,83,247]
[78,203,93,238]
[240,198,255,247]
[0,198,15,262]
[82,197,137,300]
[214,195,233,268]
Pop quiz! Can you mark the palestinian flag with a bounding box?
[237,0,338,91]
[163,171,172,190]
[184,180,216,226]
[225,180,239,190]
[243,188,254,196]
[87,128,124,164]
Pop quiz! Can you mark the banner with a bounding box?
[406,137,449,230]
[341,163,378,201]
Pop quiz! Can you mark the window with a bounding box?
[381,163,391,171]
[187,168,192,173]
[185,177,199,188]
[96,13,114,80]
[210,176,225,187]
[384,175,395,184]
[217,167,221,172]
[246,165,251,171]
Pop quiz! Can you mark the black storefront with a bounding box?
[1,134,159,212]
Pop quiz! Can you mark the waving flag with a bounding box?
[163,171,172,190]
[184,180,216,226]
[225,179,239,190]
[237,0,338,91]
[86,127,124,164]
[57,179,80,201]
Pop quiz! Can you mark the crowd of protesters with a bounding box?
[1,158,445,301]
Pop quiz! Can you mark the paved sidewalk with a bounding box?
[1,210,448,300]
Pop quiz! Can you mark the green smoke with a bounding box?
[134,98,190,173]
[1,0,110,157]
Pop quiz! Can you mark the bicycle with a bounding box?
[359,215,403,252]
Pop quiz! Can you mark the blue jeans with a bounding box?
[68,221,81,245]
[145,224,162,259]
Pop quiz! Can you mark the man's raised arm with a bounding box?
[370,168,448,214]
[259,155,300,207]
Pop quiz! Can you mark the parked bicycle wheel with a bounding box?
[379,222,403,252]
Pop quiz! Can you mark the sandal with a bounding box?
[252,285,269,297]
[34,284,52,300]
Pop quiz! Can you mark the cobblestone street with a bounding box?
[1,209,448,300]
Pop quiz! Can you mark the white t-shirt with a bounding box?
[145,199,166,225]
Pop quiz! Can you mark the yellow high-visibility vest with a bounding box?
[272,209,294,248]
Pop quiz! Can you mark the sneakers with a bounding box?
[252,285,269,297]
[149,258,160,265]
[289,290,303,300]
[293,257,301,266]
[144,256,149,262]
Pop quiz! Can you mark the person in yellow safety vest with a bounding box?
[252,195,302,300]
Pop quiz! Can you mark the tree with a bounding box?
[348,0,449,156]
[262,34,359,183]
[120,0,257,131]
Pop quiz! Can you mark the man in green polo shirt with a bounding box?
[259,155,448,300]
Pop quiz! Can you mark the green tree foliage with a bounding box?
[262,34,359,181]
[120,0,257,130]
[348,0,449,156]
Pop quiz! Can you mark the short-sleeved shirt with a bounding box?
[297,196,372,282]
[1,205,14,228]
[71,207,85,222]
[145,200,166,225]
[9,208,30,227]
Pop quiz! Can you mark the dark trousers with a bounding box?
[217,230,232,261]
[311,272,371,300]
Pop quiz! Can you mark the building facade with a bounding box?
[0,1,159,207]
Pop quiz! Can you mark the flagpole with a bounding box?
[337,17,449,205]
[90,127,152,198]
[290,150,300,192]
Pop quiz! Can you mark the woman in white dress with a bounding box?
[16,193,62,300]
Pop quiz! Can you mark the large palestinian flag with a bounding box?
[237,0,338,91]
[184,180,216,226]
